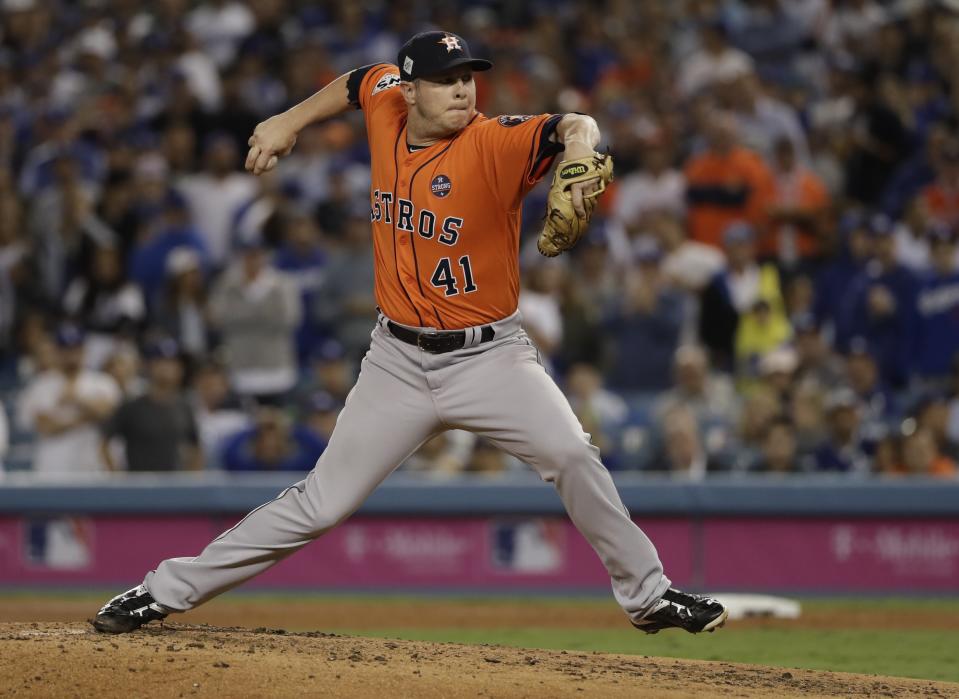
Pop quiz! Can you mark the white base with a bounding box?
[707,593,802,620]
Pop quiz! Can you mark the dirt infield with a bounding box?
[2,621,958,699]
[2,596,958,631]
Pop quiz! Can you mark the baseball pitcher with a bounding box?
[93,31,727,636]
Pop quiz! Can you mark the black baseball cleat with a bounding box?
[91,585,169,634]
[632,588,728,634]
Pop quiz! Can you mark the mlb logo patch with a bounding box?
[498,115,534,127]
[431,174,453,198]
[372,73,401,95]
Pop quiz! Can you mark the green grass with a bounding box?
[339,626,959,683]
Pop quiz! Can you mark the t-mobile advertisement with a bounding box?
[0,515,957,592]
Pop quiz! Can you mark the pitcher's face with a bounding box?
[404,68,476,137]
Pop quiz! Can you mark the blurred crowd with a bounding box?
[2,0,959,479]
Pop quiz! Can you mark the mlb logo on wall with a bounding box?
[490,519,564,573]
[431,174,453,198]
[24,517,93,570]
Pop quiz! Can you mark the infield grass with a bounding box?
[342,627,959,683]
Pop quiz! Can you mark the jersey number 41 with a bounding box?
[431,256,477,296]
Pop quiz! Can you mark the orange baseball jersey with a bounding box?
[347,63,563,329]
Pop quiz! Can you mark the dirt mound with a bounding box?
[1,622,956,698]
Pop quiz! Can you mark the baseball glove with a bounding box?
[537,152,614,257]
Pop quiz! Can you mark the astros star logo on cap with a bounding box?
[438,35,462,52]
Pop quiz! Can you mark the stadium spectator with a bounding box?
[564,363,629,466]
[751,418,802,474]
[684,110,775,249]
[843,66,910,205]
[651,212,726,295]
[813,388,870,474]
[294,338,354,405]
[313,215,376,360]
[813,211,874,335]
[208,235,301,403]
[189,359,249,469]
[897,425,957,479]
[917,139,959,228]
[655,344,738,430]
[764,137,830,270]
[912,222,959,383]
[792,313,845,390]
[221,406,324,473]
[603,242,685,392]
[62,244,145,368]
[608,135,685,263]
[676,19,754,100]
[128,189,209,308]
[102,344,144,399]
[912,391,959,463]
[403,430,479,475]
[273,211,329,365]
[101,338,201,472]
[297,390,343,446]
[836,215,917,388]
[844,337,900,452]
[153,247,210,363]
[699,222,791,375]
[720,73,810,167]
[176,132,258,267]
[520,259,566,365]
[655,404,722,478]
[16,325,120,475]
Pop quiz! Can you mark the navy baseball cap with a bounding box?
[55,323,85,348]
[143,336,180,360]
[722,221,754,246]
[397,31,492,82]
[792,312,818,334]
[868,213,894,237]
[927,220,957,245]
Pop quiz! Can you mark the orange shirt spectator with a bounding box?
[684,112,775,249]
[892,427,959,479]
[920,139,959,227]
[764,137,830,264]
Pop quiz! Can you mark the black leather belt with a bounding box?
[387,321,495,354]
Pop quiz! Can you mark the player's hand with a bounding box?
[245,115,298,175]
[561,140,601,218]
[570,178,600,218]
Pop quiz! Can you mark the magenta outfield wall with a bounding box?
[1,515,958,593]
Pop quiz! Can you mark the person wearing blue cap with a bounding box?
[834,211,918,388]
[913,222,959,383]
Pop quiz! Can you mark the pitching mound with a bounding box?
[1,622,956,698]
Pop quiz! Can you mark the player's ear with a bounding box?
[400,80,416,106]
